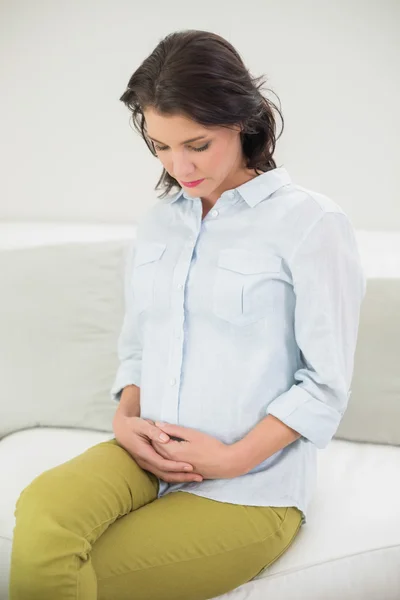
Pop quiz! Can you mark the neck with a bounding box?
[201,168,259,209]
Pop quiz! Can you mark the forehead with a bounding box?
[144,107,216,141]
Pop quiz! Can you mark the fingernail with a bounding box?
[184,466,192,471]
[159,433,169,442]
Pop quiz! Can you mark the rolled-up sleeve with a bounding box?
[267,211,367,448]
[110,241,142,402]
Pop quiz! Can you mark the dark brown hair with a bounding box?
[119,29,284,198]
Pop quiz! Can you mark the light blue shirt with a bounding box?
[111,167,366,520]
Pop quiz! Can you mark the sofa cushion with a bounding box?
[0,241,132,438]
[336,278,400,446]
[250,438,400,599]
[335,231,400,446]
[0,430,399,599]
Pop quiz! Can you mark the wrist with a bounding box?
[223,443,248,478]
[224,416,301,478]
[117,385,141,418]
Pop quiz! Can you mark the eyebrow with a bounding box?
[148,135,207,145]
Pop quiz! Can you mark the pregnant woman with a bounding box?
[9,29,366,600]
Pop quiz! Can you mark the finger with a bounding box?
[140,444,194,472]
[162,473,203,483]
[154,422,189,439]
[151,439,188,465]
[137,419,170,443]
[152,469,203,484]
[151,440,171,459]
[138,459,202,482]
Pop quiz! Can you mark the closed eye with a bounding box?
[154,143,210,153]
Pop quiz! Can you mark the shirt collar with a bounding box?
[164,167,291,208]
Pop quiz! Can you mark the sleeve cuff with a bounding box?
[110,362,141,402]
[267,385,347,449]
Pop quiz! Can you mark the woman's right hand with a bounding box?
[112,413,204,484]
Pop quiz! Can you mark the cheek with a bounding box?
[192,147,225,178]
[208,145,231,174]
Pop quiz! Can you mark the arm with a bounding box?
[230,211,366,474]
[110,241,142,404]
[230,415,300,475]
[116,384,141,418]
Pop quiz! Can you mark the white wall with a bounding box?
[1,0,399,229]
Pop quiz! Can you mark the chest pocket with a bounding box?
[132,242,167,314]
[213,248,282,325]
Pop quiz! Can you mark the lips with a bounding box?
[181,178,205,188]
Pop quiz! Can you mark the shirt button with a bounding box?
[170,378,177,386]
[177,283,183,290]
[211,209,219,217]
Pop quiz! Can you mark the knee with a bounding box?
[10,471,89,598]
[13,465,83,553]
[13,469,79,548]
[12,471,70,566]
[10,476,57,596]
[15,469,61,521]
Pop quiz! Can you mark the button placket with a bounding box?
[163,241,194,423]
[203,189,236,221]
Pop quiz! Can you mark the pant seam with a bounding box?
[83,514,126,542]
[252,509,303,578]
[97,506,301,582]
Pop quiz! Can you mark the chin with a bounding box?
[181,186,201,195]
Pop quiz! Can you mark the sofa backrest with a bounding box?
[0,240,131,438]
[335,277,400,445]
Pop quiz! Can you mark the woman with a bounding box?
[9,29,366,600]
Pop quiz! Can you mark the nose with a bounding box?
[171,153,196,180]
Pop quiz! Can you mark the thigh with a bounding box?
[93,491,302,600]
[14,438,159,539]
[10,438,159,600]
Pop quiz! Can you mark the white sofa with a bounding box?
[1,222,399,600]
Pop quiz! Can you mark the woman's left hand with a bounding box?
[151,422,238,480]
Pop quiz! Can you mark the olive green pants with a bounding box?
[9,438,302,600]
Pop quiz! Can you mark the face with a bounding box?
[143,107,248,201]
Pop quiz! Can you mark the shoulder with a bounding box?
[135,191,180,240]
[295,184,345,214]
[275,182,347,222]
[269,181,358,262]
[276,179,351,226]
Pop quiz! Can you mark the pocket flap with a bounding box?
[218,249,281,275]
[134,242,166,267]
